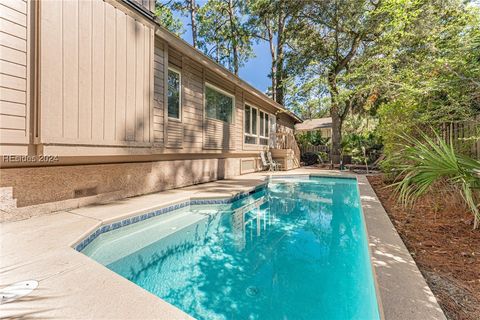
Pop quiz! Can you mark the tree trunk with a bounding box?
[275,13,285,105]
[232,45,239,74]
[267,22,276,100]
[331,111,342,165]
[271,56,277,100]
[189,0,197,48]
[328,72,342,164]
[227,0,239,75]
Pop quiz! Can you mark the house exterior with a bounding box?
[0,0,301,220]
[295,117,333,139]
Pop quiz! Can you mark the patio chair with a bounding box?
[267,151,281,171]
[260,151,275,171]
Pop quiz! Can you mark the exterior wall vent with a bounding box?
[74,187,98,198]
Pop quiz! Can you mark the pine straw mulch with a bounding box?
[367,175,480,320]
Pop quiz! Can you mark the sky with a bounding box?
[170,0,480,94]
[173,10,272,93]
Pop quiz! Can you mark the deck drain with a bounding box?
[245,286,259,297]
[0,280,38,304]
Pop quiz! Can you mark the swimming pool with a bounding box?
[81,176,380,320]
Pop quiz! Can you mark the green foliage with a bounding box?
[363,0,480,160]
[170,0,200,47]
[155,3,184,36]
[342,113,379,137]
[248,0,303,103]
[283,0,396,161]
[281,0,479,164]
[197,0,254,74]
[341,132,383,164]
[162,0,480,174]
[284,67,331,119]
[392,131,480,229]
[296,131,330,147]
[340,114,382,164]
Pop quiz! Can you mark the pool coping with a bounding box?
[0,169,447,320]
[72,171,444,320]
[356,174,446,320]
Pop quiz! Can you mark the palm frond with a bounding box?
[391,129,480,229]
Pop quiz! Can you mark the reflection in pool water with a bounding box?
[82,176,380,320]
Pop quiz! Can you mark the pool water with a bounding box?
[82,176,380,320]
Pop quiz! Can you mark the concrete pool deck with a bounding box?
[0,168,446,319]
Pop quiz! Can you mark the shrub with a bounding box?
[296,131,330,147]
[391,131,480,229]
[341,132,383,164]
[301,152,319,166]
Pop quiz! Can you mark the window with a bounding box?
[265,113,269,136]
[205,84,234,123]
[259,110,270,145]
[260,111,264,136]
[244,105,257,144]
[244,105,271,145]
[252,107,257,135]
[168,68,181,119]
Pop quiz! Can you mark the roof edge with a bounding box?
[154,25,302,124]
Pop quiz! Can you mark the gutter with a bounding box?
[154,25,303,124]
[120,0,155,20]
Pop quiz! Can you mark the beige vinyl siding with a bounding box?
[182,57,203,150]
[234,90,244,150]
[0,0,29,147]
[38,0,154,146]
[166,121,183,148]
[203,118,236,150]
[153,39,165,145]
[277,113,295,136]
[204,69,235,95]
[0,0,298,161]
[168,46,182,69]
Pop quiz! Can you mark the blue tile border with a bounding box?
[74,183,267,252]
[270,174,356,181]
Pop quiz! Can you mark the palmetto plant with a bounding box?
[391,131,480,229]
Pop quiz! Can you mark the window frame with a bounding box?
[244,104,258,144]
[167,67,182,121]
[259,110,270,138]
[204,82,235,124]
[258,110,270,145]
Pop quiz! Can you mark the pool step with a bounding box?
[83,208,209,265]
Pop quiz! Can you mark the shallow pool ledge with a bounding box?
[0,169,446,320]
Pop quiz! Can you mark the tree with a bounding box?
[171,0,200,48]
[287,0,388,163]
[248,0,301,104]
[357,0,480,159]
[198,0,254,74]
[283,65,330,120]
[155,2,184,35]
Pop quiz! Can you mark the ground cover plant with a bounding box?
[391,131,480,229]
